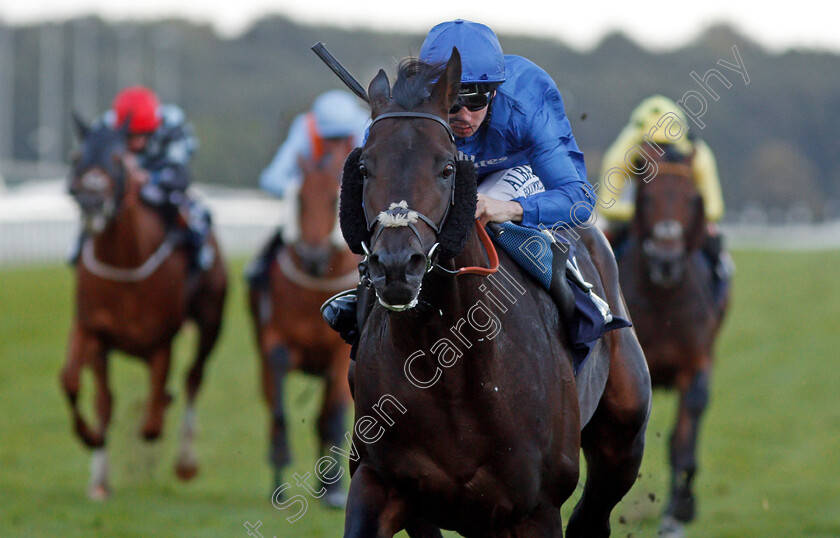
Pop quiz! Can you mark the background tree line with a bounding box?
[4,16,839,221]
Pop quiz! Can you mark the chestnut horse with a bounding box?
[337,50,651,537]
[61,118,228,499]
[248,139,359,507]
[615,148,729,535]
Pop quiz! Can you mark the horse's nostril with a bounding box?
[367,254,383,277]
[408,253,427,276]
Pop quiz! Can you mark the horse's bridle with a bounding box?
[72,136,130,210]
[637,162,698,285]
[361,111,457,271]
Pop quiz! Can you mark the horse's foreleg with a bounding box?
[185,283,225,403]
[61,324,113,499]
[317,349,352,508]
[141,345,173,441]
[404,519,443,538]
[174,401,199,481]
[88,347,113,499]
[267,345,291,488]
[665,367,710,525]
[60,324,107,448]
[175,294,224,481]
[345,463,408,538]
[505,499,564,538]
[567,331,651,538]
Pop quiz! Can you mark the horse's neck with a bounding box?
[93,200,165,267]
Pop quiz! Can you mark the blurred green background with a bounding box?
[1,251,839,537]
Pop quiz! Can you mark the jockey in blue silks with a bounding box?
[420,19,594,230]
[322,19,600,352]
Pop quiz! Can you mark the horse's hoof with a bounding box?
[140,424,164,441]
[175,458,199,481]
[670,489,696,522]
[321,490,347,509]
[659,515,685,538]
[87,483,111,501]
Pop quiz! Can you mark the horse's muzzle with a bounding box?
[367,248,427,310]
[293,242,333,277]
[75,194,114,234]
[643,239,685,287]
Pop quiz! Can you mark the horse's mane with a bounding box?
[391,58,445,109]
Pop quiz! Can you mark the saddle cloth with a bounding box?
[488,221,630,375]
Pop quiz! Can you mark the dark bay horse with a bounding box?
[615,149,729,535]
[248,139,359,507]
[61,119,228,499]
[338,50,651,537]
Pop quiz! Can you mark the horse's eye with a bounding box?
[358,163,368,179]
[442,163,455,179]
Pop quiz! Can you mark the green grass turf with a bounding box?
[0,250,838,537]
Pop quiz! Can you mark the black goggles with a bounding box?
[449,87,494,114]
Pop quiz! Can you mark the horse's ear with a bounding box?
[368,69,391,117]
[72,110,91,140]
[429,47,461,115]
[117,112,132,138]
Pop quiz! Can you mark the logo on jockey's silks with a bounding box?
[498,166,544,197]
[500,166,533,189]
[457,150,508,169]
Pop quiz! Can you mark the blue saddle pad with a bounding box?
[488,221,630,373]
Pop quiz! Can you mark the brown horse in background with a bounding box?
[339,50,651,537]
[616,148,729,536]
[61,119,228,499]
[248,139,359,507]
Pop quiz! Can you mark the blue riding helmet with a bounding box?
[312,89,370,139]
[420,19,506,85]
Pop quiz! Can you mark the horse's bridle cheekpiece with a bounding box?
[362,111,458,272]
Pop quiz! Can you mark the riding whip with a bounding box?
[311,42,369,103]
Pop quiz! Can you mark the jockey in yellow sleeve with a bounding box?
[599,95,724,223]
[598,95,732,301]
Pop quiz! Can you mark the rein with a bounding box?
[81,232,177,282]
[433,220,500,276]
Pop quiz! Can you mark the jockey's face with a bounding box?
[323,136,354,153]
[447,90,494,139]
[127,133,150,153]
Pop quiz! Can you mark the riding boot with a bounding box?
[321,262,374,359]
[245,228,285,288]
[701,232,734,308]
[67,231,87,266]
[547,242,576,324]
